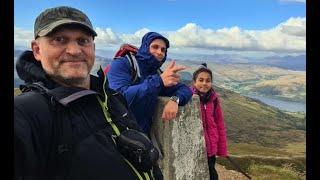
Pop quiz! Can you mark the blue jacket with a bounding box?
[108,32,192,133]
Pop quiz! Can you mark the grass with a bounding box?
[284,111,306,119]
[280,142,306,156]
[217,155,305,179]
[248,164,305,180]
[228,143,294,157]
[217,142,306,179]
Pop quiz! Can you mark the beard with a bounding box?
[42,54,94,88]
[50,75,90,87]
[49,63,90,87]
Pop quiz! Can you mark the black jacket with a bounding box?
[14,51,145,180]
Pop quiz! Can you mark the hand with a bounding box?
[160,61,186,87]
[218,154,228,158]
[161,100,179,121]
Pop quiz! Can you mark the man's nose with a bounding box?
[66,41,82,55]
[156,48,164,55]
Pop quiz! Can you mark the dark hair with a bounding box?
[192,63,213,81]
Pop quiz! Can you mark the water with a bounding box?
[243,94,306,113]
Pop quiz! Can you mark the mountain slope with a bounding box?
[174,60,306,103]
[215,86,305,148]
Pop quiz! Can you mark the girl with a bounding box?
[191,63,228,180]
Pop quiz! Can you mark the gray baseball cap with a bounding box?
[34,6,97,39]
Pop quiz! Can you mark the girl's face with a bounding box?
[193,72,212,94]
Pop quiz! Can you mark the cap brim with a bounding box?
[37,19,97,37]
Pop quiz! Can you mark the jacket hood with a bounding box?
[16,50,48,84]
[135,32,170,74]
[16,50,68,89]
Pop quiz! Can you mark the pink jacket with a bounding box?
[191,87,228,157]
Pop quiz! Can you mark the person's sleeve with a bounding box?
[215,98,228,157]
[160,83,192,106]
[107,58,164,106]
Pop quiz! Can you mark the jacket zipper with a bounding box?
[203,103,212,154]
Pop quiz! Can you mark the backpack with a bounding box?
[104,44,141,83]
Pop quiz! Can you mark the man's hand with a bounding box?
[161,100,179,121]
[160,61,186,87]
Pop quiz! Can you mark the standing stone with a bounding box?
[150,95,210,180]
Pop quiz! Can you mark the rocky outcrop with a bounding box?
[151,96,248,180]
[151,95,210,180]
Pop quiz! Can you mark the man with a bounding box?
[14,6,157,180]
[107,32,192,134]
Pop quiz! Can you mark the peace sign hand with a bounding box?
[160,61,186,87]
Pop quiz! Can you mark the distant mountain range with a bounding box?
[176,59,306,103]
[250,55,306,71]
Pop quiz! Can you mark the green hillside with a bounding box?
[215,86,305,149]
[213,86,305,178]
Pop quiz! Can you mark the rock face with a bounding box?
[151,96,210,180]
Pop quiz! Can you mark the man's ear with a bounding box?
[31,40,42,62]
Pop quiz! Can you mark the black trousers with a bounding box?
[208,156,219,180]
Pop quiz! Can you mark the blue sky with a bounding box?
[14,0,306,57]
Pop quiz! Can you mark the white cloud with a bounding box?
[120,28,151,46]
[245,17,306,52]
[14,17,305,55]
[167,23,257,51]
[94,27,121,45]
[87,27,151,49]
[166,17,305,53]
[279,17,306,36]
[14,27,33,48]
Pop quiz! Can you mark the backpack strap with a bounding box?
[96,94,153,180]
[49,101,73,179]
[36,86,74,179]
[157,68,163,75]
[126,52,141,83]
[49,89,99,179]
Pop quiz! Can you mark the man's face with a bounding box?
[32,27,95,86]
[149,39,166,61]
